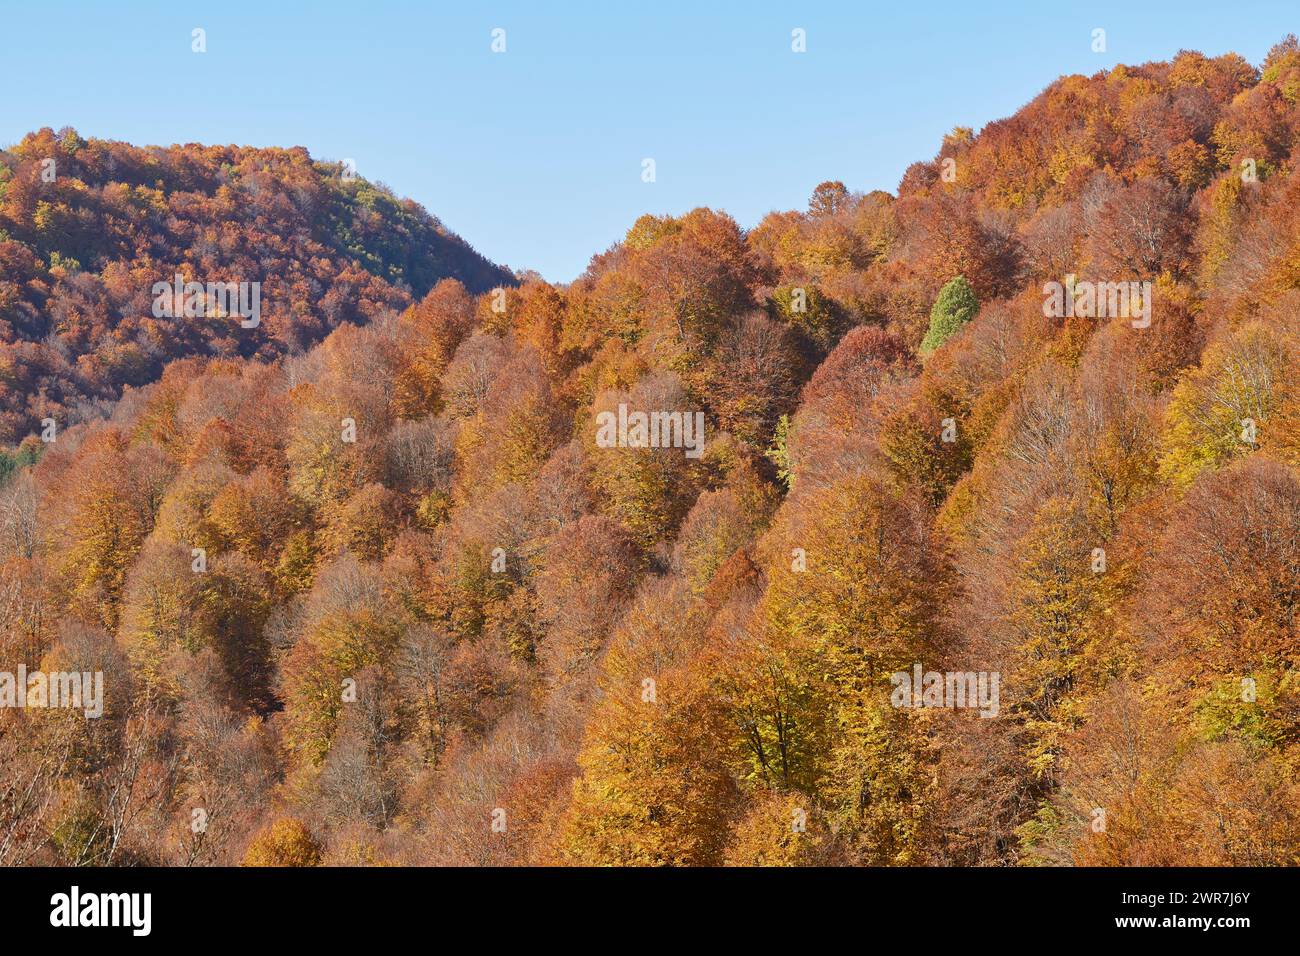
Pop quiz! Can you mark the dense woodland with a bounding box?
[0,129,512,444]
[2,39,1300,866]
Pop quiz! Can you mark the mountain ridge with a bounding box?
[0,127,514,442]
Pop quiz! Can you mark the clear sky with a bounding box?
[2,1,1296,281]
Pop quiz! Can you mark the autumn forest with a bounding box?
[2,37,1300,869]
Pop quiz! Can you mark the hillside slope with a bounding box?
[3,39,1300,867]
[0,128,513,441]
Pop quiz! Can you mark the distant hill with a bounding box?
[0,128,513,441]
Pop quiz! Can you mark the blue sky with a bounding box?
[2,1,1296,281]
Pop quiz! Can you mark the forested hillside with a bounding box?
[0,128,513,443]
[2,39,1300,866]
